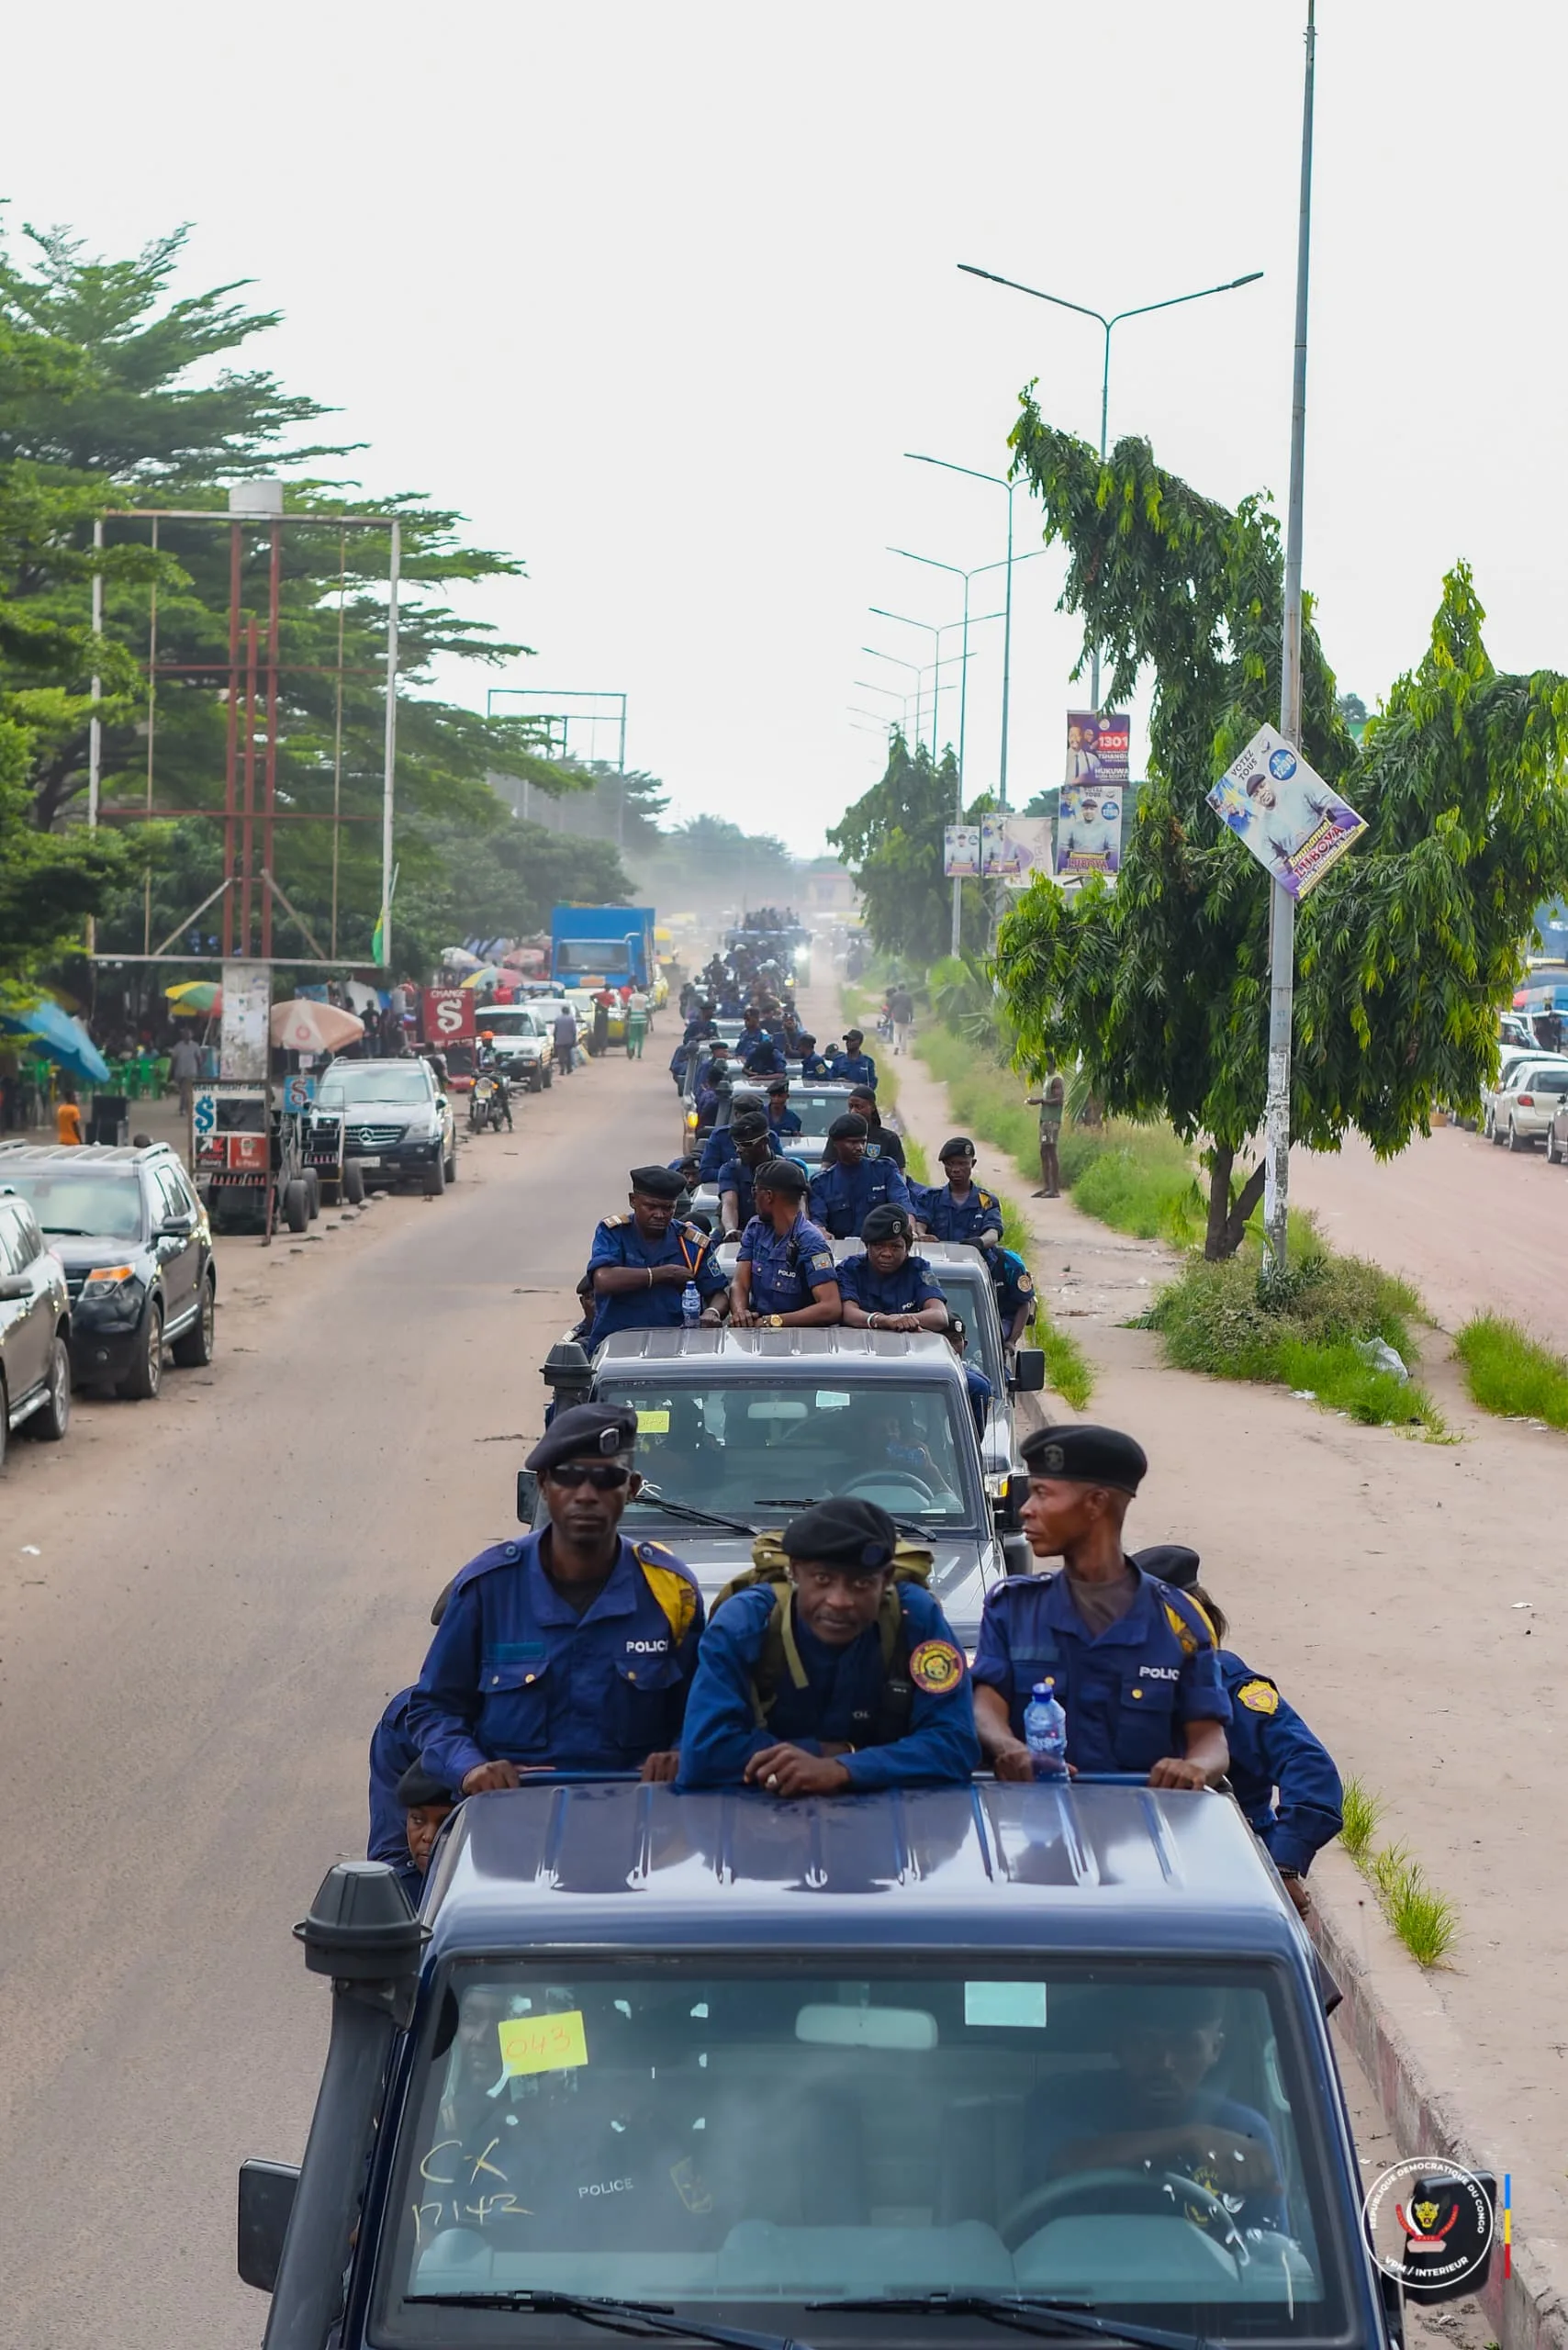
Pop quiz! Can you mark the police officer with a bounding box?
[586,1166,729,1344]
[738,1025,787,1078]
[692,1041,734,1121]
[730,1159,841,1326]
[810,1113,912,1238]
[971,1426,1230,1788]
[1135,1544,1343,1917]
[714,1112,775,1238]
[985,1241,1036,1345]
[913,1137,1002,1248]
[677,1499,979,1793]
[696,1090,763,1181]
[408,1405,705,1788]
[946,1316,993,1443]
[764,1076,801,1141]
[829,1028,878,1090]
[794,1031,833,1080]
[845,1085,905,1168]
[837,1203,949,1332]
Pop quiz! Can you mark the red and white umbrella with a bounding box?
[269,998,365,1053]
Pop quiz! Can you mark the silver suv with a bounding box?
[0,1188,72,1468]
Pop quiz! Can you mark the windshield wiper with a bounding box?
[634,1486,756,1539]
[405,2288,810,2350]
[756,1502,941,1543]
[808,2296,1202,2350]
[39,1227,100,1237]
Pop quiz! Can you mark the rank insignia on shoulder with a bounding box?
[604,1213,630,1227]
[1238,1678,1280,1715]
[1163,1601,1201,1657]
[809,1251,834,1271]
[635,1541,675,1565]
[909,1639,965,1693]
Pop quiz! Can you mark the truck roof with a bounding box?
[423,1781,1302,1963]
[595,1326,967,1379]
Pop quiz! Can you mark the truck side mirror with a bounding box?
[1002,1533,1035,1578]
[237,2159,299,2293]
[1010,1348,1047,1394]
[516,1468,540,1524]
[991,1473,1025,1532]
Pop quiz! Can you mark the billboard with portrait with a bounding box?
[1207,723,1366,900]
[1058,711,1129,876]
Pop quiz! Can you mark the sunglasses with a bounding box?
[547,1461,633,1491]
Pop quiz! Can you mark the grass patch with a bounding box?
[1339,1775,1381,1863]
[1041,1323,1094,1411]
[1147,1247,1441,1433]
[1453,1315,1568,1428]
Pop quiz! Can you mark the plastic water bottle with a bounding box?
[680,1281,702,1327]
[1024,1682,1069,1780]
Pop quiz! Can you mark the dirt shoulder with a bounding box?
[872,1009,1567,2303]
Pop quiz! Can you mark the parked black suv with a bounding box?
[0,1143,215,1399]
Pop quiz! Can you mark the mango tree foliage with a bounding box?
[994,401,1568,1256]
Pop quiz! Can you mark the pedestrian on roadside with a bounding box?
[591,994,611,1057]
[552,1004,578,1078]
[887,984,915,1056]
[625,987,650,1058]
[56,1085,84,1147]
[169,1033,202,1119]
[1026,1063,1066,1198]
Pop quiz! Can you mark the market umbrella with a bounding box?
[441,947,485,971]
[269,998,365,1054]
[0,999,111,1086]
[167,979,222,1015]
[459,965,507,990]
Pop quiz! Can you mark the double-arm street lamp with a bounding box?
[903,454,1023,812]
[957,262,1262,707]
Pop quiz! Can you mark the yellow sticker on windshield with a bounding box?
[498,2010,588,2076]
[636,1408,670,1434]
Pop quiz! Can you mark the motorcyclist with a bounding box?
[475,1030,513,1129]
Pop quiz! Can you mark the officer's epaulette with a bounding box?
[603,1212,631,1228]
[1158,1583,1218,1655]
[450,1537,530,1592]
[979,1188,999,1206]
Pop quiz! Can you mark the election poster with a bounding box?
[943,824,980,878]
[1207,723,1366,900]
[1058,711,1129,876]
[992,816,1055,885]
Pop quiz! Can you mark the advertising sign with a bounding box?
[219,961,271,1080]
[1058,711,1129,877]
[1064,710,1130,789]
[980,814,1019,878]
[422,985,476,1045]
[994,816,1054,885]
[1207,723,1366,900]
[943,824,981,878]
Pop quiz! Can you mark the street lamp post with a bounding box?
[904,455,1023,811]
[957,262,1262,708]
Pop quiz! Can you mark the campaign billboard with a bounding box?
[943,824,980,878]
[1207,723,1366,900]
[1058,711,1129,877]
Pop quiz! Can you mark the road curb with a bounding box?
[1311,1853,1568,2350]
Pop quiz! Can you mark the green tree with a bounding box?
[994,405,1568,1257]
[0,707,130,994]
[829,732,989,964]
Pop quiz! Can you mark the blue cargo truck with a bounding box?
[550,904,655,990]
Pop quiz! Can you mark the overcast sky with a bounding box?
[5,2,1562,856]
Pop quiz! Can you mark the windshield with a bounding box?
[1,1169,145,1240]
[376,1960,1342,2343]
[486,1013,540,1038]
[317,1067,433,1108]
[599,1376,976,1528]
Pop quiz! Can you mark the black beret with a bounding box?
[526,1403,638,1472]
[730,1113,769,1143]
[828,1113,868,1141]
[731,1091,766,1113]
[1132,1542,1201,1589]
[781,1496,899,1572]
[766,1076,790,1094]
[755,1155,809,1194]
[939,1135,976,1159]
[1021,1422,1148,1494]
[797,1032,816,1046]
[861,1203,913,1244]
[397,1761,456,1809]
[629,1164,686,1200]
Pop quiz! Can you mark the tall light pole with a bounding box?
[868,606,976,763]
[957,261,1263,709]
[859,643,926,744]
[1263,0,1318,1270]
[904,455,1022,811]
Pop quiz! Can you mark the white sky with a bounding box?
[5,2,1563,856]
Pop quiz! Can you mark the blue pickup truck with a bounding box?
[239,1779,1490,2350]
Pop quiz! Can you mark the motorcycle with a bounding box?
[469,1073,508,1133]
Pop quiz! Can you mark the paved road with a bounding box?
[0,1040,675,2350]
[1290,1121,1568,1336]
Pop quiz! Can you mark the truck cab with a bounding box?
[241,1778,1481,2350]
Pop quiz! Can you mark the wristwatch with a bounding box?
[766,1314,784,1328]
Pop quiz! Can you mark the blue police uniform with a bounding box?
[682,1014,719,1046]
[697,1123,741,1181]
[972,1566,1231,1775]
[586,1214,727,1346]
[1219,1651,1343,1874]
[767,1104,803,1139]
[809,1155,913,1239]
[961,1361,993,1443]
[740,1038,787,1076]
[987,1244,1036,1331]
[1027,2079,1288,2238]
[914,1180,1003,1246]
[367,1684,420,1873]
[798,1051,833,1080]
[737,1210,839,1315]
[829,1049,878,1090]
[836,1249,946,1317]
[408,1533,705,1784]
[677,1580,979,1790]
[713,1154,764,1228]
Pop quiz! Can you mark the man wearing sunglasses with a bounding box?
[407,1404,705,1792]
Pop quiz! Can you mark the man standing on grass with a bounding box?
[1027,1064,1066,1198]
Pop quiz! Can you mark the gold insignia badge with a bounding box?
[1238,1678,1280,1715]
[910,1639,964,1694]
[1414,2200,1440,2232]
[1163,1602,1199,1658]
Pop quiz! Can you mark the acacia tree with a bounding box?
[994,403,1568,1257]
[830,732,990,964]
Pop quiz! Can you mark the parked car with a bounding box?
[1483,1057,1568,1150]
[0,1142,216,1400]
[311,1058,456,1194]
[1544,1093,1568,1164]
[0,1185,72,1465]
[473,1004,553,1091]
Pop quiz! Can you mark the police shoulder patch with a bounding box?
[1017,1272,1035,1293]
[1162,1599,1202,1658]
[909,1638,965,1694]
[1238,1677,1280,1715]
[809,1251,834,1271]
